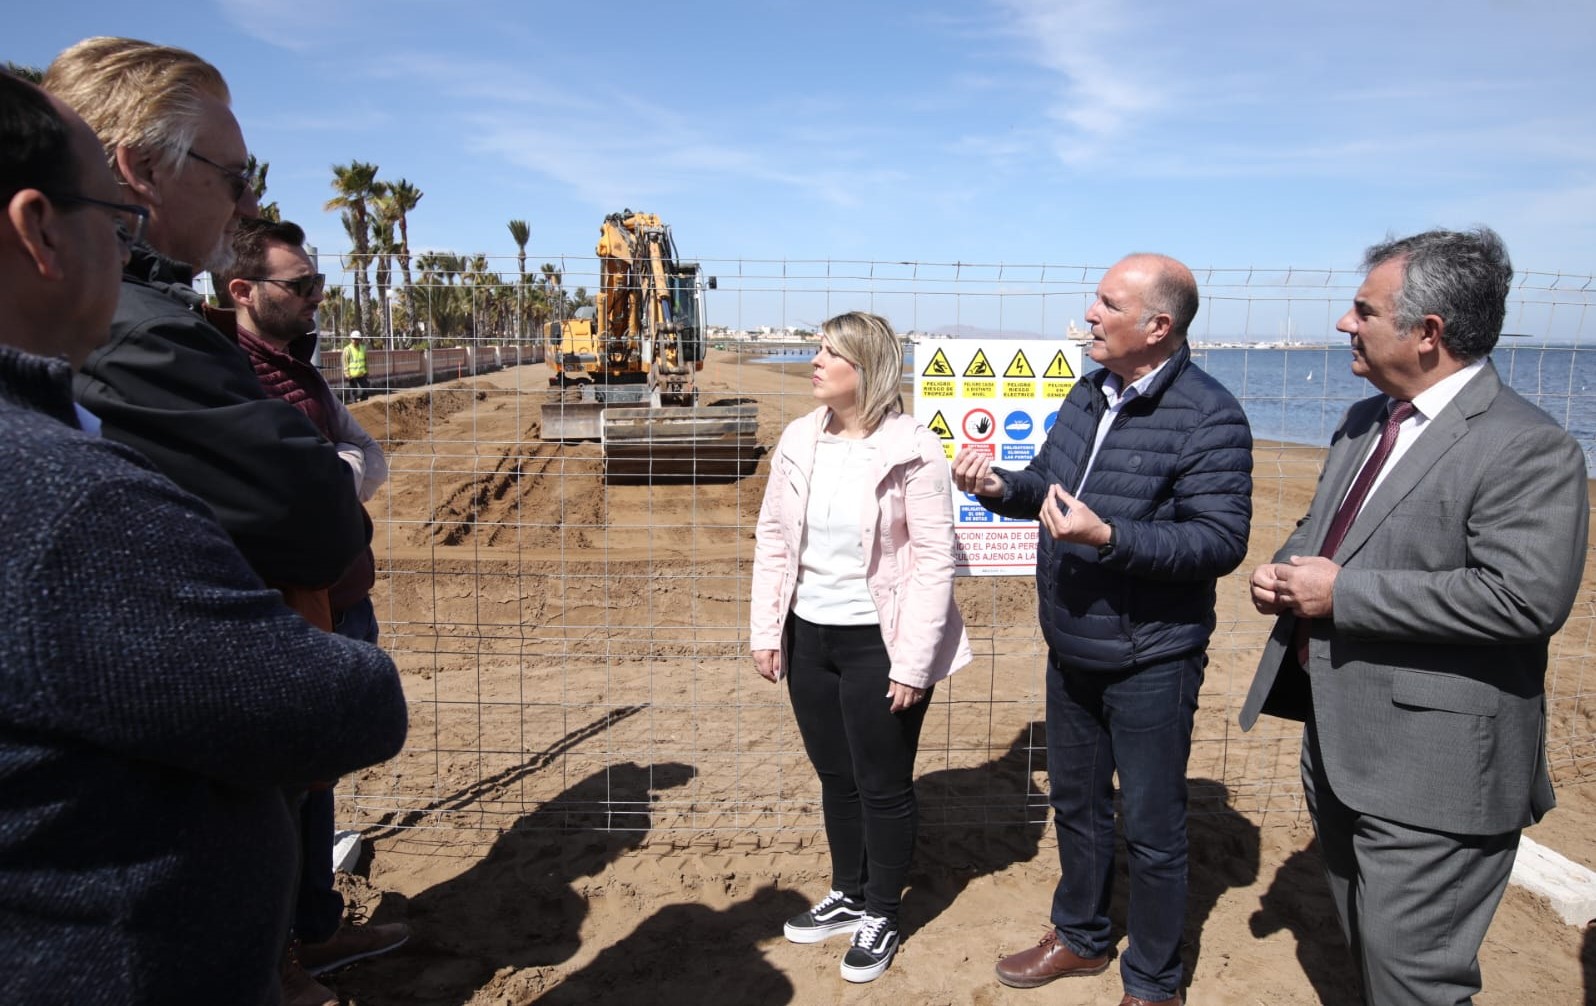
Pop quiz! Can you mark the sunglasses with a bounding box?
[243,273,327,298]
[47,192,150,250]
[186,149,254,203]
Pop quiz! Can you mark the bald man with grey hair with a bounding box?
[954,253,1253,1006]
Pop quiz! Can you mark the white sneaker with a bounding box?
[783,889,865,944]
[840,913,899,982]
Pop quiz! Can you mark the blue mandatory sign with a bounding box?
[959,505,995,523]
[1043,412,1058,434]
[1003,410,1033,441]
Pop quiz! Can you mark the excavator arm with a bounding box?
[540,210,758,483]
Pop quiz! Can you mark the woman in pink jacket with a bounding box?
[751,311,971,983]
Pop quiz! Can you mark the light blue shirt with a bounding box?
[73,404,101,436]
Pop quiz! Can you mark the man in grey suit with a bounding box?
[1241,227,1588,1005]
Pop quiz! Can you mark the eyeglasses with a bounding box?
[47,192,150,250]
[241,273,327,298]
[186,149,254,202]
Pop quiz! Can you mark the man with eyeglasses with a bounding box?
[217,217,408,983]
[0,71,408,1006]
[44,39,377,1006]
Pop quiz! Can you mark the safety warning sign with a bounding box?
[912,338,1085,576]
[961,408,995,441]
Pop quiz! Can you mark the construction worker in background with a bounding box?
[342,331,369,401]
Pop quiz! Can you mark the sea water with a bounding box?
[753,344,1596,469]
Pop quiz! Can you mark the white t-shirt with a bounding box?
[792,431,880,626]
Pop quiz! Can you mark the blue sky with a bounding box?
[11,0,1596,334]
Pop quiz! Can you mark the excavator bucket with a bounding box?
[600,404,760,483]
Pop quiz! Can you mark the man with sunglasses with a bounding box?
[217,218,407,988]
[42,38,367,624]
[0,71,407,1006]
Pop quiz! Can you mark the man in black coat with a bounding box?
[42,37,365,613]
[0,70,407,1006]
[954,254,1253,1006]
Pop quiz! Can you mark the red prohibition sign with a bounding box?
[962,407,996,442]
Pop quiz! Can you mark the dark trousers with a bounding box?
[1046,651,1202,1002]
[787,614,931,923]
[1302,721,1519,1006]
[294,597,381,942]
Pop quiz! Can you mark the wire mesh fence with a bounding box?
[317,254,1596,841]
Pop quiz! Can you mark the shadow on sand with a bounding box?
[532,883,807,1004]
[338,757,695,1005]
[1248,836,1361,1004]
[903,721,1050,939]
[1583,921,1596,1006]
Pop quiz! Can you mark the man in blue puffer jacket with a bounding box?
[954,253,1252,1006]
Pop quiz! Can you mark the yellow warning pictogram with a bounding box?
[927,410,954,440]
[1004,349,1035,378]
[921,348,955,378]
[963,349,995,378]
[1043,350,1077,380]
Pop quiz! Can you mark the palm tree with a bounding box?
[245,155,279,222]
[318,284,354,339]
[539,262,566,322]
[414,251,467,345]
[385,178,423,299]
[3,62,44,83]
[507,220,530,281]
[369,201,398,347]
[337,210,370,334]
[325,161,380,341]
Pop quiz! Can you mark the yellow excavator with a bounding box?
[541,210,758,482]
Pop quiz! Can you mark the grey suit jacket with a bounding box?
[1240,363,1588,835]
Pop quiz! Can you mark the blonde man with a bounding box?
[45,36,366,619]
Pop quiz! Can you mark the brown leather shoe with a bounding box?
[1119,995,1182,1006]
[281,943,337,1006]
[994,929,1111,988]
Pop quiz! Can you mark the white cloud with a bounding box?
[216,0,357,52]
[992,0,1167,166]
[361,49,905,213]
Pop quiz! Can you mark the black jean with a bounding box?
[786,614,931,923]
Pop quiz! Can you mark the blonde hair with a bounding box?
[42,37,229,175]
[820,311,904,431]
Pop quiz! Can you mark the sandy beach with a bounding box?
[319,349,1596,1005]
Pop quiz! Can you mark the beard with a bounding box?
[250,290,314,347]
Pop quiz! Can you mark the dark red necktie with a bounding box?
[1293,400,1416,667]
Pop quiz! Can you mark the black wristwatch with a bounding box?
[1097,519,1117,558]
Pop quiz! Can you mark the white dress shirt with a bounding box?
[1357,358,1486,506]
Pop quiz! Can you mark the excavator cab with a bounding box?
[540,212,757,482]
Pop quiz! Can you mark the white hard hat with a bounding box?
[349,331,362,340]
